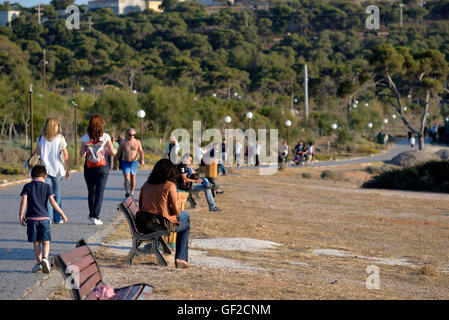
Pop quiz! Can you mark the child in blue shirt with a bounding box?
[19,165,68,273]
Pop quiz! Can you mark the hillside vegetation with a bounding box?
[1,0,449,159]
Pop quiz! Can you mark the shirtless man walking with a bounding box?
[116,128,144,198]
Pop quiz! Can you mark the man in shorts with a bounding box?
[116,128,144,198]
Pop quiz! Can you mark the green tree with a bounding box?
[371,44,449,149]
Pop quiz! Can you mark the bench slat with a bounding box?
[60,246,90,264]
[123,284,143,300]
[79,272,101,299]
[85,289,99,300]
[113,286,133,300]
[72,254,96,272]
[78,263,100,287]
[136,285,154,300]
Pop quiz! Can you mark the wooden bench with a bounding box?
[117,196,171,266]
[52,239,154,300]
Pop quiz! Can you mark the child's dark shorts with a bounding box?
[26,220,51,242]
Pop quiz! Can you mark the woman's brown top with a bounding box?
[138,180,180,224]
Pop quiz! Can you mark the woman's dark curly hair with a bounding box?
[147,158,178,185]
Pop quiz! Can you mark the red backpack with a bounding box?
[86,140,107,168]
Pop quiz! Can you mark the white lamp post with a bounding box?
[392,114,397,137]
[137,109,146,139]
[285,120,291,146]
[367,122,373,149]
[331,123,338,155]
[224,115,232,130]
[246,111,253,129]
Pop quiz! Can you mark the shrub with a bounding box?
[320,170,343,181]
[0,165,20,175]
[302,172,312,179]
[363,160,449,193]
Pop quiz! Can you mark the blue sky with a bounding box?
[4,0,89,7]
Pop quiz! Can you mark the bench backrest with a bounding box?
[120,196,141,235]
[52,242,104,300]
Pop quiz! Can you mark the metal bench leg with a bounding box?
[151,239,168,267]
[126,239,141,265]
[158,237,171,255]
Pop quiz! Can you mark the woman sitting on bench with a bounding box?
[136,159,191,269]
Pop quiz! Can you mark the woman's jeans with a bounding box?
[84,165,109,219]
[175,211,190,262]
[46,175,62,223]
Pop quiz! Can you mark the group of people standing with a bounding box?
[19,115,151,273]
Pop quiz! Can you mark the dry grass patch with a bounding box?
[50,163,449,299]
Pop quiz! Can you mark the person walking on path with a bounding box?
[79,115,116,226]
[254,140,262,166]
[35,117,71,224]
[136,159,191,269]
[166,136,179,162]
[281,140,289,163]
[19,165,68,273]
[234,140,243,167]
[108,136,119,170]
[409,134,416,151]
[115,128,144,198]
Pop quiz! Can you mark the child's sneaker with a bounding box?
[41,258,51,274]
[32,262,42,273]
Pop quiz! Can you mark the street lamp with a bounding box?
[331,123,338,156]
[29,84,34,156]
[391,114,397,137]
[224,115,232,130]
[367,122,373,149]
[71,101,78,166]
[285,120,292,147]
[137,109,146,140]
[246,111,253,129]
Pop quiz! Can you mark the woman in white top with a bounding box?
[79,115,116,225]
[35,117,71,224]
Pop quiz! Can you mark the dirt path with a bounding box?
[50,164,449,300]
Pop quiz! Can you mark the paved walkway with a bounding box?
[235,139,428,170]
[0,169,151,300]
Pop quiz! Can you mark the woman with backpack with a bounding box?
[79,115,116,225]
[35,117,71,224]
